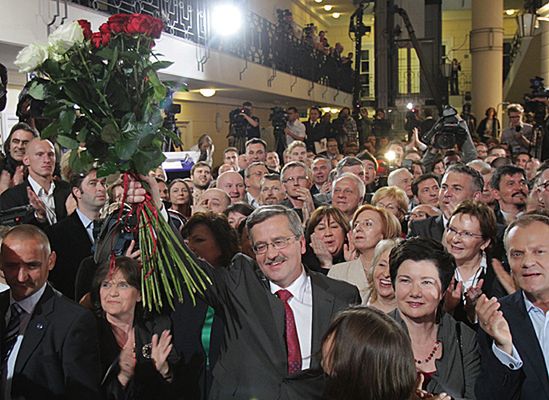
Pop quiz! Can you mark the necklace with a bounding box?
[415,340,441,365]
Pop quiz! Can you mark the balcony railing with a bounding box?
[69,0,354,93]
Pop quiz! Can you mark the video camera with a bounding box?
[269,107,288,132]
[0,205,33,226]
[420,106,468,149]
[229,107,251,137]
[524,76,549,125]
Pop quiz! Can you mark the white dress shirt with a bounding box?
[28,175,57,224]
[270,270,313,370]
[2,284,47,400]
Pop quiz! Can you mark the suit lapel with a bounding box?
[309,273,335,368]
[69,211,93,249]
[434,215,445,241]
[53,183,67,221]
[14,285,55,374]
[506,291,549,397]
[0,292,9,356]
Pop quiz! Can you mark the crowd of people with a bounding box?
[0,97,548,400]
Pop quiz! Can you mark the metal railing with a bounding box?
[70,0,353,93]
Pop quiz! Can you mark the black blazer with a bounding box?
[476,290,549,400]
[304,121,329,152]
[48,211,94,300]
[206,253,360,400]
[0,284,101,400]
[98,312,181,400]
[408,215,445,241]
[0,178,71,224]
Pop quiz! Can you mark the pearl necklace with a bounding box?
[415,340,441,365]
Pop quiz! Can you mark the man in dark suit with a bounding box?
[0,139,70,225]
[408,164,483,241]
[304,107,329,153]
[206,205,360,399]
[475,214,549,400]
[48,169,107,299]
[0,224,101,400]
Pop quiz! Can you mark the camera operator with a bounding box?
[501,104,534,155]
[420,107,478,174]
[284,106,306,146]
[228,101,260,153]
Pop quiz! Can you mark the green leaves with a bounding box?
[27,81,46,100]
[56,135,79,149]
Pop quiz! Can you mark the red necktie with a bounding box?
[276,289,302,374]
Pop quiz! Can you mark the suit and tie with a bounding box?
[206,254,360,399]
[48,211,94,299]
[0,179,71,224]
[475,290,549,400]
[0,284,101,400]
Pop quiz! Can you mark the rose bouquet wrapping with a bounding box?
[15,14,210,311]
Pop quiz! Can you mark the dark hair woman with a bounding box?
[389,237,480,399]
[168,179,192,219]
[321,307,417,400]
[92,257,179,400]
[476,107,500,141]
[303,206,350,274]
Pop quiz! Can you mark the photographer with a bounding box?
[228,101,260,153]
[421,107,478,174]
[500,104,534,155]
[284,106,306,146]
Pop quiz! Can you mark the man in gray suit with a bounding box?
[207,205,360,399]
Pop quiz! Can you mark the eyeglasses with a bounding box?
[446,225,483,240]
[282,176,309,184]
[252,236,298,254]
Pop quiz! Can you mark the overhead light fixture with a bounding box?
[332,12,341,19]
[211,3,243,36]
[330,108,339,114]
[406,102,414,110]
[314,0,323,3]
[517,11,537,37]
[321,107,331,113]
[505,9,518,16]
[323,5,333,11]
[199,88,216,97]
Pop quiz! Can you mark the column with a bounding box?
[540,4,549,83]
[470,0,504,122]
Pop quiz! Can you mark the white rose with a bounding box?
[48,21,84,55]
[14,43,48,72]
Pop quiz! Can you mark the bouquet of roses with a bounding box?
[15,14,209,312]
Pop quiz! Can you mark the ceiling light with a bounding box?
[211,4,242,36]
[505,9,518,16]
[324,5,333,11]
[314,0,323,3]
[199,88,216,97]
[332,12,341,19]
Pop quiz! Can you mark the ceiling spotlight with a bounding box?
[199,88,216,97]
[211,4,242,36]
[324,5,333,11]
[504,9,518,16]
[332,12,341,19]
[406,102,414,110]
[314,0,323,3]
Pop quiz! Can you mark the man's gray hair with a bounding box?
[246,205,303,242]
[280,161,310,180]
[387,168,412,186]
[332,172,366,199]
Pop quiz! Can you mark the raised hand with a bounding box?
[27,187,47,223]
[343,232,357,261]
[124,239,141,261]
[443,276,463,314]
[310,232,333,269]
[492,258,516,295]
[0,170,11,195]
[464,278,484,315]
[476,294,513,355]
[12,165,25,186]
[416,374,452,399]
[117,329,136,387]
[151,330,173,380]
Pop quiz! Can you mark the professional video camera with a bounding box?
[420,106,468,149]
[524,76,549,125]
[269,107,288,131]
[229,107,250,137]
[0,205,33,226]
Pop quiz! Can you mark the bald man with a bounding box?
[217,171,246,204]
[0,224,101,399]
[0,139,71,225]
[194,188,231,214]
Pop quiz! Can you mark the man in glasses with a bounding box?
[208,205,359,399]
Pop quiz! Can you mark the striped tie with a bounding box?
[1,304,24,372]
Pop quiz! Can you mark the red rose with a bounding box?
[150,18,164,39]
[125,14,153,36]
[77,19,92,40]
[107,13,130,34]
[99,23,110,35]
[91,31,111,48]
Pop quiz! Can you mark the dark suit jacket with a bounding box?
[304,121,329,152]
[476,290,549,400]
[206,254,360,400]
[48,211,94,299]
[98,312,181,400]
[0,284,101,400]
[408,215,445,241]
[0,178,71,224]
